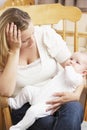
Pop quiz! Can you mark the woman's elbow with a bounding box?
[0,85,14,97]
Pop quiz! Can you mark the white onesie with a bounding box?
[8,66,83,130]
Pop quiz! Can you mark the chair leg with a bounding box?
[0,108,6,130]
[3,107,12,130]
[0,108,3,130]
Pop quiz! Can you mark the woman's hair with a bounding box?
[0,8,31,70]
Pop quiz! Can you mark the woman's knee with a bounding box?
[64,102,83,130]
[60,101,84,125]
[53,101,84,130]
[65,101,83,119]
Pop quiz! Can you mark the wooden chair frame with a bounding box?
[0,0,35,9]
[0,3,87,130]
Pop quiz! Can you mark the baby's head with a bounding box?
[65,52,87,76]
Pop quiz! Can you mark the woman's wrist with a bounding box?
[73,92,80,101]
[8,49,20,55]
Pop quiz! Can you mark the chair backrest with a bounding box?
[0,0,35,8]
[0,4,82,51]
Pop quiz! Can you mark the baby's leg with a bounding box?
[10,103,50,130]
[10,106,36,130]
[8,86,32,109]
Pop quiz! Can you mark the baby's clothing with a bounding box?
[8,66,83,130]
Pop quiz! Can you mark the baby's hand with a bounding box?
[6,22,22,52]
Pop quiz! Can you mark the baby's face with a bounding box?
[65,52,87,74]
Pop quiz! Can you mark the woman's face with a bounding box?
[21,22,35,49]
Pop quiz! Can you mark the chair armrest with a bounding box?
[0,96,9,108]
[0,96,12,129]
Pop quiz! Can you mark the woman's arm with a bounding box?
[46,85,84,113]
[0,23,21,96]
[0,50,20,96]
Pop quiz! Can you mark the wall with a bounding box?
[66,13,87,52]
[0,0,6,6]
[35,0,55,4]
[53,12,87,53]
[65,0,87,8]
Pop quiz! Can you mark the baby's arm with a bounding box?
[8,86,32,109]
[64,66,83,88]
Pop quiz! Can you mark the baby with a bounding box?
[8,52,87,130]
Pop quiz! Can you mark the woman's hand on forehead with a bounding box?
[6,22,22,52]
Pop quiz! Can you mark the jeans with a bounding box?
[11,101,84,130]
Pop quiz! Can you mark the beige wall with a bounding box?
[35,0,55,4]
[65,0,87,8]
[66,13,87,52]
[35,0,87,7]
[0,0,6,6]
[53,12,87,53]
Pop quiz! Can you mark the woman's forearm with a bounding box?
[74,84,84,101]
[0,49,20,96]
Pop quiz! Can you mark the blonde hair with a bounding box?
[0,8,31,70]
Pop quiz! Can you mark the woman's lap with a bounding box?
[53,101,84,130]
[11,101,84,130]
[11,103,30,125]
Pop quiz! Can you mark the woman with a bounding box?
[0,8,84,130]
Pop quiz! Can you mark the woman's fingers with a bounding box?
[5,22,21,50]
[9,22,14,39]
[51,106,61,114]
[13,24,17,40]
[17,29,21,44]
[46,92,73,112]
[53,92,65,97]
[46,102,61,112]
[46,92,65,105]
[46,91,79,113]
[6,23,10,42]
[46,97,61,104]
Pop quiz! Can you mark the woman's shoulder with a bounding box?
[34,25,62,43]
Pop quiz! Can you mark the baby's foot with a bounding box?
[9,125,22,130]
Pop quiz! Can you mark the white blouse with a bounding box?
[14,26,71,96]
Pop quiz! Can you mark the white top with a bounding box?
[9,66,83,108]
[14,26,71,96]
